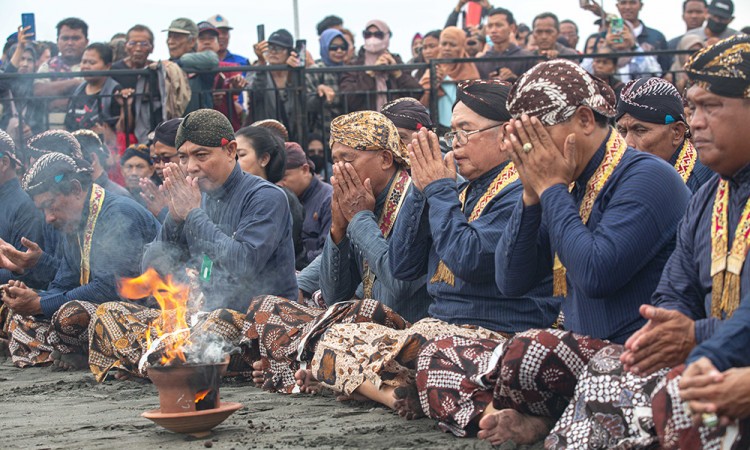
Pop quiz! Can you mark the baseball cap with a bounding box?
[206,14,233,30]
[267,29,294,49]
[708,0,734,19]
[197,21,219,37]
[163,18,198,37]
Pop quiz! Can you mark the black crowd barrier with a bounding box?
[0,49,693,181]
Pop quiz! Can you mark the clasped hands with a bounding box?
[1,280,41,317]
[161,162,201,222]
[329,162,375,243]
[408,128,456,192]
[501,114,577,205]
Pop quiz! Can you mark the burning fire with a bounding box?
[195,389,211,403]
[118,268,191,366]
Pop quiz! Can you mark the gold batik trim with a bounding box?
[674,139,698,184]
[553,130,627,297]
[79,184,106,286]
[709,179,750,319]
[430,163,519,287]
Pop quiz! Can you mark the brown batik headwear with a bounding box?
[508,59,617,126]
[0,129,22,167]
[685,34,750,99]
[26,130,84,159]
[329,111,410,168]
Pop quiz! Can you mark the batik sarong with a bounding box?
[546,344,666,449]
[652,365,750,450]
[7,300,98,368]
[88,302,253,382]
[247,296,409,393]
[311,318,506,397]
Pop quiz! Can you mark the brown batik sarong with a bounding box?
[88,302,253,382]
[6,300,98,368]
[311,318,506,397]
[247,296,409,393]
[651,365,750,450]
[546,344,666,449]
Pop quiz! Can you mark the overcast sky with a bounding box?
[4,0,749,61]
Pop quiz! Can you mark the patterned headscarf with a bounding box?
[0,129,22,167]
[329,111,409,167]
[455,79,512,122]
[381,98,434,131]
[26,130,83,159]
[685,34,750,99]
[616,77,686,124]
[508,59,617,126]
[22,152,93,197]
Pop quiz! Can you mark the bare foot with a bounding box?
[393,384,424,420]
[50,350,87,371]
[477,408,552,445]
[113,369,150,384]
[251,360,266,387]
[293,368,321,394]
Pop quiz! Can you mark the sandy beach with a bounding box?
[0,359,547,450]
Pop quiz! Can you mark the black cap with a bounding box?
[708,0,734,19]
[197,21,219,37]
[267,29,293,49]
[153,119,182,148]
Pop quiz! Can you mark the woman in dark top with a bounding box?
[64,43,133,148]
[235,126,305,266]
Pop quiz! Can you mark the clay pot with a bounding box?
[147,357,229,414]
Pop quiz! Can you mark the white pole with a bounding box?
[293,0,300,39]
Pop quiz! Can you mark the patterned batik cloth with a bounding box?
[310,318,507,397]
[546,344,667,449]
[6,300,98,368]
[88,302,254,382]
[247,296,409,393]
[416,335,507,437]
[651,365,750,450]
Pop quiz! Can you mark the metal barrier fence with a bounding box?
[0,49,692,180]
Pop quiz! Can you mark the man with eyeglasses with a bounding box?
[34,18,89,130]
[137,118,181,221]
[390,79,560,334]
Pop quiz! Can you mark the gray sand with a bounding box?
[0,360,512,449]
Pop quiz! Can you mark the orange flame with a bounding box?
[195,389,211,403]
[118,268,191,366]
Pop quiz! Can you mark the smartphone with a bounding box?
[257,24,265,43]
[295,39,306,67]
[21,13,36,41]
[609,17,624,43]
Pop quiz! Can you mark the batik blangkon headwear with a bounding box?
[454,79,513,122]
[26,130,84,159]
[153,118,183,148]
[381,98,434,131]
[175,109,236,150]
[616,77,686,124]
[22,152,93,197]
[0,128,22,167]
[120,144,153,166]
[251,119,289,142]
[71,129,108,160]
[685,34,750,99]
[329,111,409,167]
[508,59,617,125]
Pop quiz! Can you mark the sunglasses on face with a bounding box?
[466,39,479,46]
[329,44,349,52]
[363,30,385,39]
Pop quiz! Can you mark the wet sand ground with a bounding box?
[0,360,547,449]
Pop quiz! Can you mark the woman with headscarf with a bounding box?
[339,20,422,113]
[419,26,480,132]
[412,30,442,81]
[306,28,349,138]
[666,34,704,93]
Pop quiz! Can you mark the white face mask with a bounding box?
[364,37,388,54]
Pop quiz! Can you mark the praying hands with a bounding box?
[408,127,456,192]
[503,114,577,205]
[679,357,750,426]
[161,162,202,223]
[331,162,375,223]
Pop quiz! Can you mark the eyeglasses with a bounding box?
[329,44,348,52]
[363,30,386,40]
[267,44,289,54]
[126,40,152,48]
[444,123,504,147]
[151,154,178,164]
[466,39,479,46]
